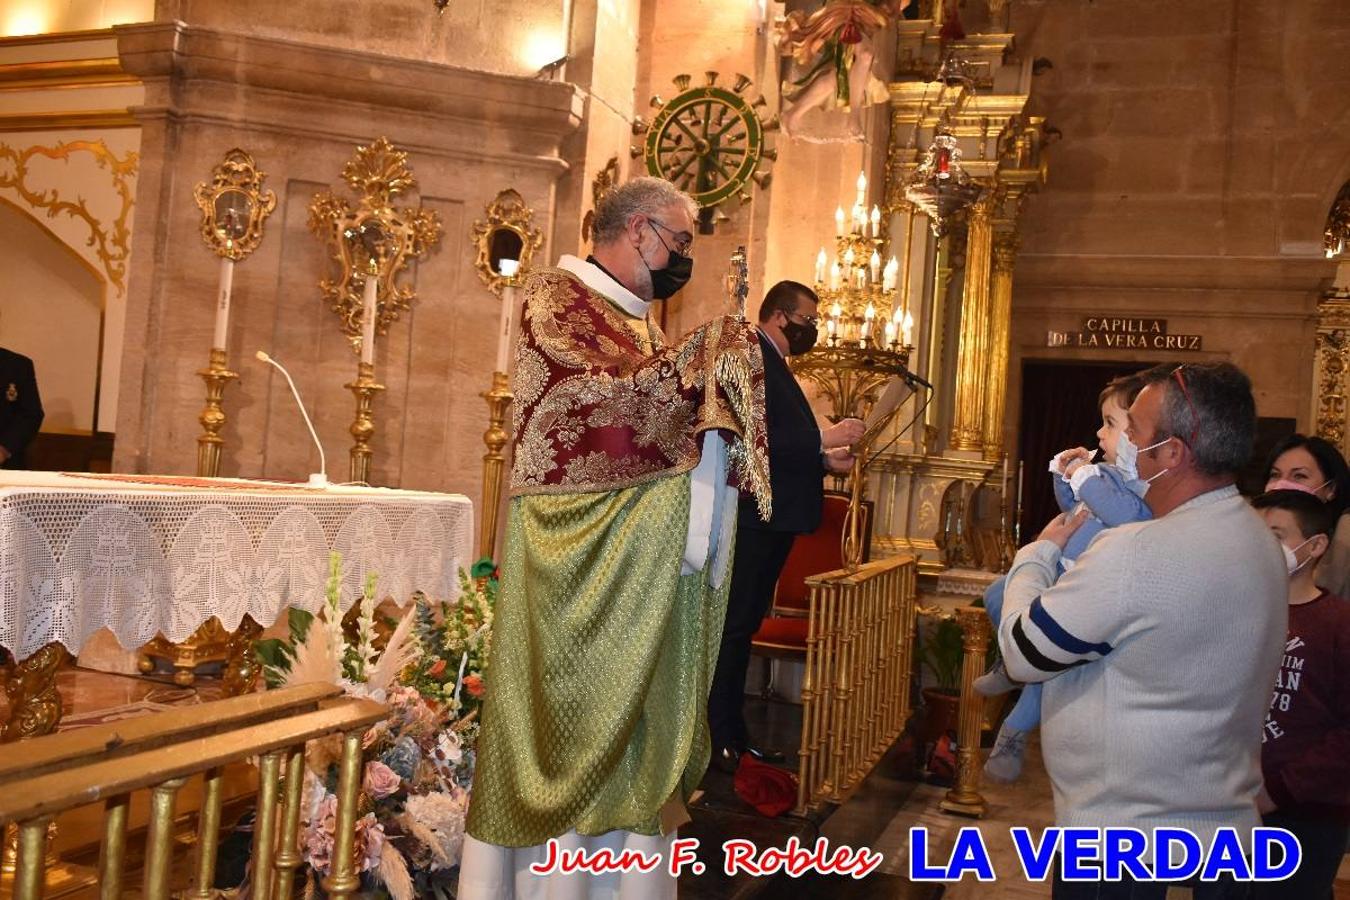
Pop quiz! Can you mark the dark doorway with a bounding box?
[1016,359,1149,544]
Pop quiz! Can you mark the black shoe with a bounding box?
[711,745,741,774]
[743,744,785,764]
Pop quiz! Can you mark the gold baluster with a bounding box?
[273,745,307,898]
[98,794,130,900]
[321,729,365,899]
[143,777,186,900]
[186,769,224,900]
[251,752,283,900]
[796,580,820,813]
[940,606,991,817]
[13,816,51,900]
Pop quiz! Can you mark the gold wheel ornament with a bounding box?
[635,72,777,230]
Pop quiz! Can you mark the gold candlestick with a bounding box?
[940,606,992,818]
[346,361,385,485]
[479,371,514,558]
[196,348,239,478]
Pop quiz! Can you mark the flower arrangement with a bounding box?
[254,554,498,899]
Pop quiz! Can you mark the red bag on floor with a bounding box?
[927,731,957,784]
[734,754,800,818]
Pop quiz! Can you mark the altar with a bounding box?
[0,471,474,739]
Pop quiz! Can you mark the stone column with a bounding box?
[981,232,1019,461]
[949,194,994,451]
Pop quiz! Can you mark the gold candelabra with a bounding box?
[479,371,514,558]
[195,348,238,478]
[346,362,385,485]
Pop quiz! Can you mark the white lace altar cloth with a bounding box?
[0,471,474,661]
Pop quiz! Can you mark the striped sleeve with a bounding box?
[996,532,1131,683]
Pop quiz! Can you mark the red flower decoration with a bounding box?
[463,673,485,698]
[427,658,447,678]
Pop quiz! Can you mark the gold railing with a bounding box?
[0,683,386,900]
[798,554,918,811]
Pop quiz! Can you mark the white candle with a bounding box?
[360,272,377,366]
[830,301,842,320]
[859,320,870,346]
[902,310,914,346]
[212,256,234,350]
[855,171,867,207]
[883,256,899,292]
[869,250,881,284]
[830,262,841,291]
[843,246,855,267]
[815,248,827,285]
[864,302,876,322]
[884,319,896,347]
[495,259,519,373]
[870,205,881,238]
[826,318,837,343]
[835,207,845,236]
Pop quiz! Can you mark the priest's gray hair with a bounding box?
[591,177,698,246]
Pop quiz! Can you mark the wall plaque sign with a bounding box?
[1047,317,1203,351]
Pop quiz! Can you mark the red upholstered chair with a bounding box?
[749,491,873,690]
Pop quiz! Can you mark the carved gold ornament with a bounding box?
[471,188,542,296]
[193,148,276,261]
[308,137,443,348]
[580,156,620,243]
[0,139,137,294]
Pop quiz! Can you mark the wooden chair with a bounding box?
[750,491,873,694]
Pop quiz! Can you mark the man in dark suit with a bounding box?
[0,346,44,469]
[708,280,863,770]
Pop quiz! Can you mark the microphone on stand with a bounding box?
[255,351,328,488]
[900,367,934,391]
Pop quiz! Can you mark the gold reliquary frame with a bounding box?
[471,188,542,296]
[308,136,443,351]
[194,148,277,260]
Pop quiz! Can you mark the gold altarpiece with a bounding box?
[862,24,1047,588]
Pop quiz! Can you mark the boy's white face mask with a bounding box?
[1282,535,1319,576]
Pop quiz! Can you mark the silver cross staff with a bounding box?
[726,245,749,321]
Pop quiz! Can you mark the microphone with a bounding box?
[255,351,328,488]
[901,367,934,391]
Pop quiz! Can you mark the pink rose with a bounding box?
[364,761,402,799]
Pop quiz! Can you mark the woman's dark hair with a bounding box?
[1263,433,1350,519]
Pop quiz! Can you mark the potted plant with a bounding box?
[918,614,964,744]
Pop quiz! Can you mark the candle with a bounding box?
[884,256,899,292]
[893,306,903,325]
[826,317,837,343]
[360,270,377,366]
[212,256,234,351]
[869,250,881,284]
[835,206,845,236]
[902,311,914,346]
[884,319,896,347]
[870,205,881,237]
[829,262,841,291]
[855,171,867,207]
[495,259,520,372]
[1003,454,1010,499]
[859,320,870,346]
[864,302,876,322]
[843,246,855,267]
[831,301,842,320]
[855,267,866,289]
[815,248,827,285]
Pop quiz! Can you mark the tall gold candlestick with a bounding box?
[479,371,514,558]
[196,348,239,478]
[346,361,385,485]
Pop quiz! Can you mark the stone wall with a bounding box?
[1006,0,1350,442]
[110,20,581,506]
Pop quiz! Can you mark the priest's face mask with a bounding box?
[633,207,695,301]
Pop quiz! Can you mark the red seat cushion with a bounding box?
[751,615,808,649]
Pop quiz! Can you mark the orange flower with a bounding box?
[463,673,485,698]
[427,658,447,678]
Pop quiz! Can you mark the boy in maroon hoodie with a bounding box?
[1252,489,1350,899]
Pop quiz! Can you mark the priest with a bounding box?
[460,177,771,898]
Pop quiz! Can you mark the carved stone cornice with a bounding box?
[113,22,584,169]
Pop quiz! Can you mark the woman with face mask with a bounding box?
[1264,434,1350,600]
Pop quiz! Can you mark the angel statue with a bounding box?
[777,0,912,141]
